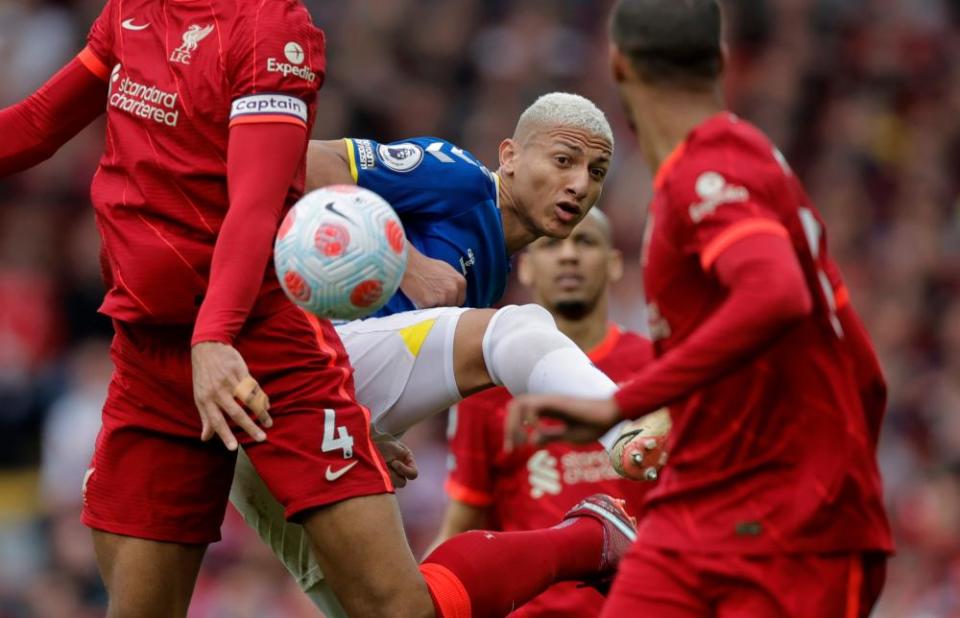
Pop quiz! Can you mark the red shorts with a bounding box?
[81,304,393,544]
[509,581,605,617]
[602,544,887,618]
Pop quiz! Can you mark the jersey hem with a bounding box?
[82,512,221,545]
[284,483,395,521]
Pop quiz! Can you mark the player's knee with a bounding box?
[482,304,566,386]
[492,303,555,332]
[482,304,557,355]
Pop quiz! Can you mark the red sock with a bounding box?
[420,518,603,618]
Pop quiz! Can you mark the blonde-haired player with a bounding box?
[231,93,644,614]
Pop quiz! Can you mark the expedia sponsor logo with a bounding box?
[284,42,305,64]
[267,57,317,82]
[355,139,376,170]
[230,94,308,124]
[109,65,180,127]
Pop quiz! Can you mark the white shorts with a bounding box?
[336,306,468,436]
[230,307,470,608]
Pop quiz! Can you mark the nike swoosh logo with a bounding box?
[121,19,150,30]
[325,461,358,482]
[324,201,355,223]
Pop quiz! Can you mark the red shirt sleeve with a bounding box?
[191,122,307,344]
[615,163,814,419]
[81,0,115,75]
[445,392,506,508]
[0,2,112,177]
[192,1,325,344]
[226,0,325,130]
[0,57,107,177]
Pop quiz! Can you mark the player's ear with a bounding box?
[610,43,632,84]
[499,139,518,176]
[517,252,534,287]
[607,248,624,284]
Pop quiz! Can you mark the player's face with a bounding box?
[519,215,622,315]
[512,127,612,238]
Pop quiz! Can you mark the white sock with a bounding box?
[482,304,618,399]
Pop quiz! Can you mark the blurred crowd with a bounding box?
[0,0,958,615]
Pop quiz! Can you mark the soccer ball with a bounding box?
[274,185,407,320]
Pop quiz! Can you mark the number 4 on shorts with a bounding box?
[322,408,354,459]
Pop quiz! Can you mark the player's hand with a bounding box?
[374,434,419,488]
[504,395,621,451]
[191,341,272,450]
[401,244,466,308]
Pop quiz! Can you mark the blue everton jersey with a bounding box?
[345,137,509,316]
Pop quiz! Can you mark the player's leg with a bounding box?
[336,306,470,436]
[303,579,349,618]
[241,435,635,618]
[91,532,207,618]
[600,544,710,618]
[420,494,637,618]
[230,448,325,590]
[233,306,636,615]
[365,304,621,437]
[298,494,435,617]
[82,323,239,617]
[249,410,628,618]
[230,447,351,616]
[237,307,427,615]
[228,307,464,612]
[471,304,619,399]
[295,492,635,618]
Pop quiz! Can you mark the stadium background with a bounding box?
[0,0,958,615]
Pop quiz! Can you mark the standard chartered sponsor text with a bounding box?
[110,77,180,127]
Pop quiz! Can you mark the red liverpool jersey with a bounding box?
[447,324,654,617]
[632,112,892,554]
[79,0,325,324]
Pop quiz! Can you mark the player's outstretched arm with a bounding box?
[505,395,621,449]
[506,233,812,445]
[191,122,308,449]
[613,232,812,418]
[305,140,354,191]
[0,54,108,177]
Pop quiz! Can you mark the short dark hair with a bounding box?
[611,0,723,88]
